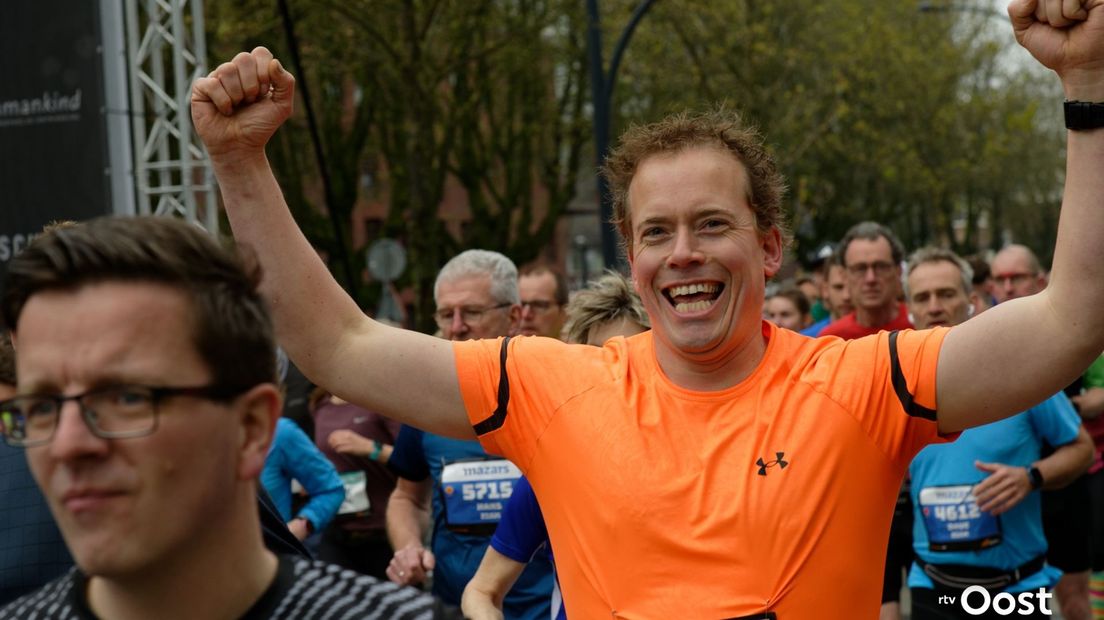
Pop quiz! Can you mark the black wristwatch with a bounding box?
[1027,465,1044,491]
[1064,101,1104,130]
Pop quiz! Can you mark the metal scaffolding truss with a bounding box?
[123,0,217,232]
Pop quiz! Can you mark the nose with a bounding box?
[520,303,534,319]
[448,310,468,338]
[49,401,109,461]
[925,297,944,317]
[665,227,704,269]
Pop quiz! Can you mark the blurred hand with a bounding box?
[190,46,295,157]
[287,517,311,541]
[387,544,435,587]
[973,461,1032,516]
[328,429,376,456]
[1071,387,1104,419]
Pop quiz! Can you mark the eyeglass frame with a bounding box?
[520,299,561,314]
[845,261,897,278]
[433,302,513,328]
[0,383,253,448]
[992,271,1038,287]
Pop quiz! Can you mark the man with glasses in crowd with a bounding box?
[517,265,569,339]
[0,218,448,619]
[820,221,913,339]
[819,222,916,619]
[385,250,554,619]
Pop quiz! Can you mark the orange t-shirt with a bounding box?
[454,322,951,618]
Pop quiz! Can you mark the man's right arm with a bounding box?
[385,477,435,587]
[191,48,472,439]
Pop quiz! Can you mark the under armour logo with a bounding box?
[756,452,789,476]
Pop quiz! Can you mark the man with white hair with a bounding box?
[384,250,554,619]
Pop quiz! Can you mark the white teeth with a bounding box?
[668,283,719,297]
[675,300,713,313]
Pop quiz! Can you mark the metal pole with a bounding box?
[276,0,360,299]
[587,0,655,269]
[585,0,618,268]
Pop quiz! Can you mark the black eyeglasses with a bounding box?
[521,300,560,314]
[846,261,896,278]
[0,384,251,448]
[433,303,512,328]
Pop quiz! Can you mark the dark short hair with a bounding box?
[767,285,811,317]
[519,263,569,305]
[0,333,14,387]
[603,108,788,255]
[837,221,905,266]
[965,255,991,286]
[1,216,276,389]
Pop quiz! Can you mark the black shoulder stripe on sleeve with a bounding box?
[889,330,937,421]
[473,336,511,436]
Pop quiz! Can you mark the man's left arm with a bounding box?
[937,0,1104,433]
[974,425,1094,515]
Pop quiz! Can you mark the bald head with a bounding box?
[990,244,1046,302]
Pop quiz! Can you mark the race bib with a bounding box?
[337,471,370,515]
[918,485,1001,552]
[440,459,521,534]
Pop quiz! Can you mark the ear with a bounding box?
[760,227,784,278]
[967,291,980,317]
[234,383,282,481]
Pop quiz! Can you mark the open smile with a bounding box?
[662,282,724,314]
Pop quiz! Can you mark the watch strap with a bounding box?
[1064,101,1104,130]
[1027,465,1044,490]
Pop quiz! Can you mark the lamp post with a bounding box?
[586,0,656,269]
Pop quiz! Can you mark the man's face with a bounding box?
[990,249,1045,302]
[15,282,260,578]
[822,264,854,319]
[518,272,566,338]
[843,237,900,314]
[906,261,974,329]
[436,274,519,341]
[627,146,782,362]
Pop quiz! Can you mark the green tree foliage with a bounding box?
[205,0,590,330]
[609,0,1063,262]
[204,0,1066,327]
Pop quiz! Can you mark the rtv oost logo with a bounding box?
[940,586,1053,616]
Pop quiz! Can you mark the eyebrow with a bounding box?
[635,208,736,230]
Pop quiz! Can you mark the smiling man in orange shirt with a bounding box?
[194,2,1104,615]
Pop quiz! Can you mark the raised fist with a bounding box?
[191,46,295,157]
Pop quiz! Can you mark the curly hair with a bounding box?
[602,108,789,256]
